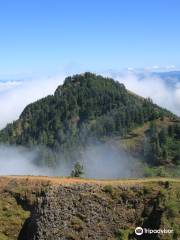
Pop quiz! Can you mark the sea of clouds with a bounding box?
[0,74,65,129]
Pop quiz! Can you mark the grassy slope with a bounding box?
[120,117,174,154]
[0,194,29,240]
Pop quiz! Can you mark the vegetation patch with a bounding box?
[0,193,30,240]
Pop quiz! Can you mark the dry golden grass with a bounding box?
[0,175,180,189]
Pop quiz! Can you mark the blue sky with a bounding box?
[0,0,180,76]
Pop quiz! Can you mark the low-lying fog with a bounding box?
[0,142,142,179]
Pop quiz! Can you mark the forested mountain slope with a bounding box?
[0,73,179,170]
[0,73,173,146]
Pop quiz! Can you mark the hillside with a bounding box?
[0,176,180,240]
[0,72,179,173]
[0,73,167,144]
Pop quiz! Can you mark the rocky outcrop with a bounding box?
[17,184,166,240]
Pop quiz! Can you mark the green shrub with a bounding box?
[115,229,130,240]
[103,185,113,194]
[71,162,84,178]
[166,202,178,218]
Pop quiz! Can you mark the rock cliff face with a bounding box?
[20,184,146,240]
[0,177,179,240]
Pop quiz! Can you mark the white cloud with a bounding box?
[127,67,134,71]
[0,80,22,92]
[104,71,180,116]
[142,65,179,72]
[152,65,160,69]
[166,65,176,69]
[0,75,65,129]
